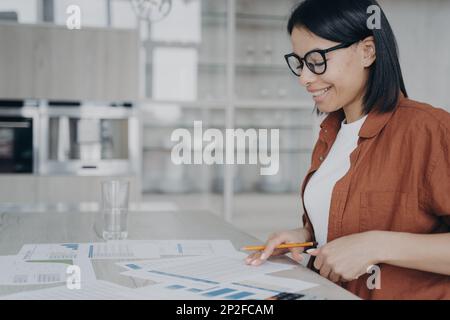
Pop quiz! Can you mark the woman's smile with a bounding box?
[308,85,333,103]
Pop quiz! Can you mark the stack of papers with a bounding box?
[0,240,319,300]
[18,242,161,261]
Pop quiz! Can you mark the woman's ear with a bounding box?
[360,36,376,68]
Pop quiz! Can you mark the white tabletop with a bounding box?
[0,209,359,299]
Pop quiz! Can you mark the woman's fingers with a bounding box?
[244,229,308,266]
[244,248,288,266]
[245,237,288,266]
[244,252,261,265]
[329,271,341,283]
[308,247,343,282]
[289,247,304,263]
[319,263,332,279]
[260,236,287,261]
[272,248,288,257]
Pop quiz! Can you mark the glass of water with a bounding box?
[101,180,129,240]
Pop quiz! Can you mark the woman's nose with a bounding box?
[298,65,316,88]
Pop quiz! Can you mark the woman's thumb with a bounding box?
[306,248,319,256]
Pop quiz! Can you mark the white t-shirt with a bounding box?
[304,115,368,247]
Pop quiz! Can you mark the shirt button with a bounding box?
[319,156,324,161]
[324,129,328,133]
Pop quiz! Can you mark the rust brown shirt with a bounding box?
[301,95,450,300]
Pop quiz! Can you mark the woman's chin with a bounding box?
[316,103,339,114]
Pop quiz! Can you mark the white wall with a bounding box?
[380,0,450,111]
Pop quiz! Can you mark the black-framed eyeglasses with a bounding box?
[284,41,358,77]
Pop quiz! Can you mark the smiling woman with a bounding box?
[286,0,408,119]
[245,0,450,300]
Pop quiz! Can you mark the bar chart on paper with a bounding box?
[134,281,278,300]
[84,243,160,259]
[18,244,79,260]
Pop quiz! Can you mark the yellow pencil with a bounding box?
[241,241,317,251]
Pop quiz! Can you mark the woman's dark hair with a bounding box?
[287,0,408,114]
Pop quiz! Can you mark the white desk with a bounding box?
[0,209,359,299]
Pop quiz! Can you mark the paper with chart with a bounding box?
[18,243,80,261]
[132,281,215,300]
[116,255,295,284]
[121,275,278,300]
[132,281,275,300]
[197,283,278,300]
[17,240,237,262]
[0,256,69,285]
[17,242,160,261]
[79,242,159,260]
[0,280,145,300]
[121,269,216,288]
[110,240,238,257]
[120,269,318,300]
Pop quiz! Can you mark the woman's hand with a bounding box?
[245,228,310,266]
[307,231,383,283]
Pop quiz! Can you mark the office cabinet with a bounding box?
[0,23,139,101]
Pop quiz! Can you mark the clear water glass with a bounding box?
[101,180,129,240]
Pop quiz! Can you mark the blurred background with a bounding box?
[0,0,449,241]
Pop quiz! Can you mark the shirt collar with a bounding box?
[319,93,405,139]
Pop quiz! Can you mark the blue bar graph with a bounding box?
[62,244,79,250]
[203,288,236,297]
[225,291,255,300]
[166,284,186,290]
